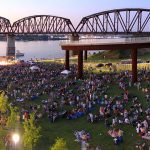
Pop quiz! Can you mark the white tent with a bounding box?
[30,66,40,70]
[27,60,35,65]
[61,70,71,75]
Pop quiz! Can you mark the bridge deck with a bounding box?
[61,37,150,50]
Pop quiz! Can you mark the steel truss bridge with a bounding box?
[1,8,150,35]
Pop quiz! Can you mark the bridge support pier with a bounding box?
[131,48,137,83]
[65,50,70,70]
[70,34,79,55]
[78,50,83,79]
[6,34,15,57]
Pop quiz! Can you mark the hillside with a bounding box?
[89,48,150,60]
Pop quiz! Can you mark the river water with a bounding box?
[0,40,65,60]
[0,40,100,60]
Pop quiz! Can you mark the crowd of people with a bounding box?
[0,60,149,149]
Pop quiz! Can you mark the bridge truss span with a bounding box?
[76,8,150,34]
[12,15,75,34]
[0,17,11,34]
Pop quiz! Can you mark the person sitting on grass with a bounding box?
[74,130,91,143]
[108,128,124,145]
[88,113,94,123]
[96,145,102,150]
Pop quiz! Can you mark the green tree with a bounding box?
[6,106,19,129]
[0,91,8,113]
[51,138,68,150]
[23,113,41,150]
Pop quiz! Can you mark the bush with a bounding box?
[51,138,68,150]
[0,91,8,113]
[23,113,41,150]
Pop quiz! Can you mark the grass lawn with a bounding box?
[0,58,149,150]
[33,81,149,150]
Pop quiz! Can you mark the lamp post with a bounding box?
[12,133,20,150]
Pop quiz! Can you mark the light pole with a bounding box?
[12,133,20,150]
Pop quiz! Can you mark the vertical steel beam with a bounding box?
[78,50,83,79]
[84,50,87,60]
[65,50,70,70]
[131,48,137,83]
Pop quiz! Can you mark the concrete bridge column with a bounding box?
[70,33,79,41]
[6,34,15,57]
[131,48,137,83]
[70,34,79,55]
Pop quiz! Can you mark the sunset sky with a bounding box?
[0,0,149,26]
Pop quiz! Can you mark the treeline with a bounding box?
[0,34,68,41]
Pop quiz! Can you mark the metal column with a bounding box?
[131,48,137,82]
[65,50,70,70]
[84,50,87,60]
[78,50,83,79]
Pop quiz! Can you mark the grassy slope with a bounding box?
[88,49,150,61]
[33,80,149,150]
[1,89,146,150]
[0,62,149,150]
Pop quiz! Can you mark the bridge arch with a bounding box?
[12,15,75,34]
[0,17,11,34]
[76,8,150,34]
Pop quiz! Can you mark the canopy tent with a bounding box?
[61,70,71,75]
[30,66,40,70]
[27,60,35,65]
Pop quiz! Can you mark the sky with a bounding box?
[0,0,150,27]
